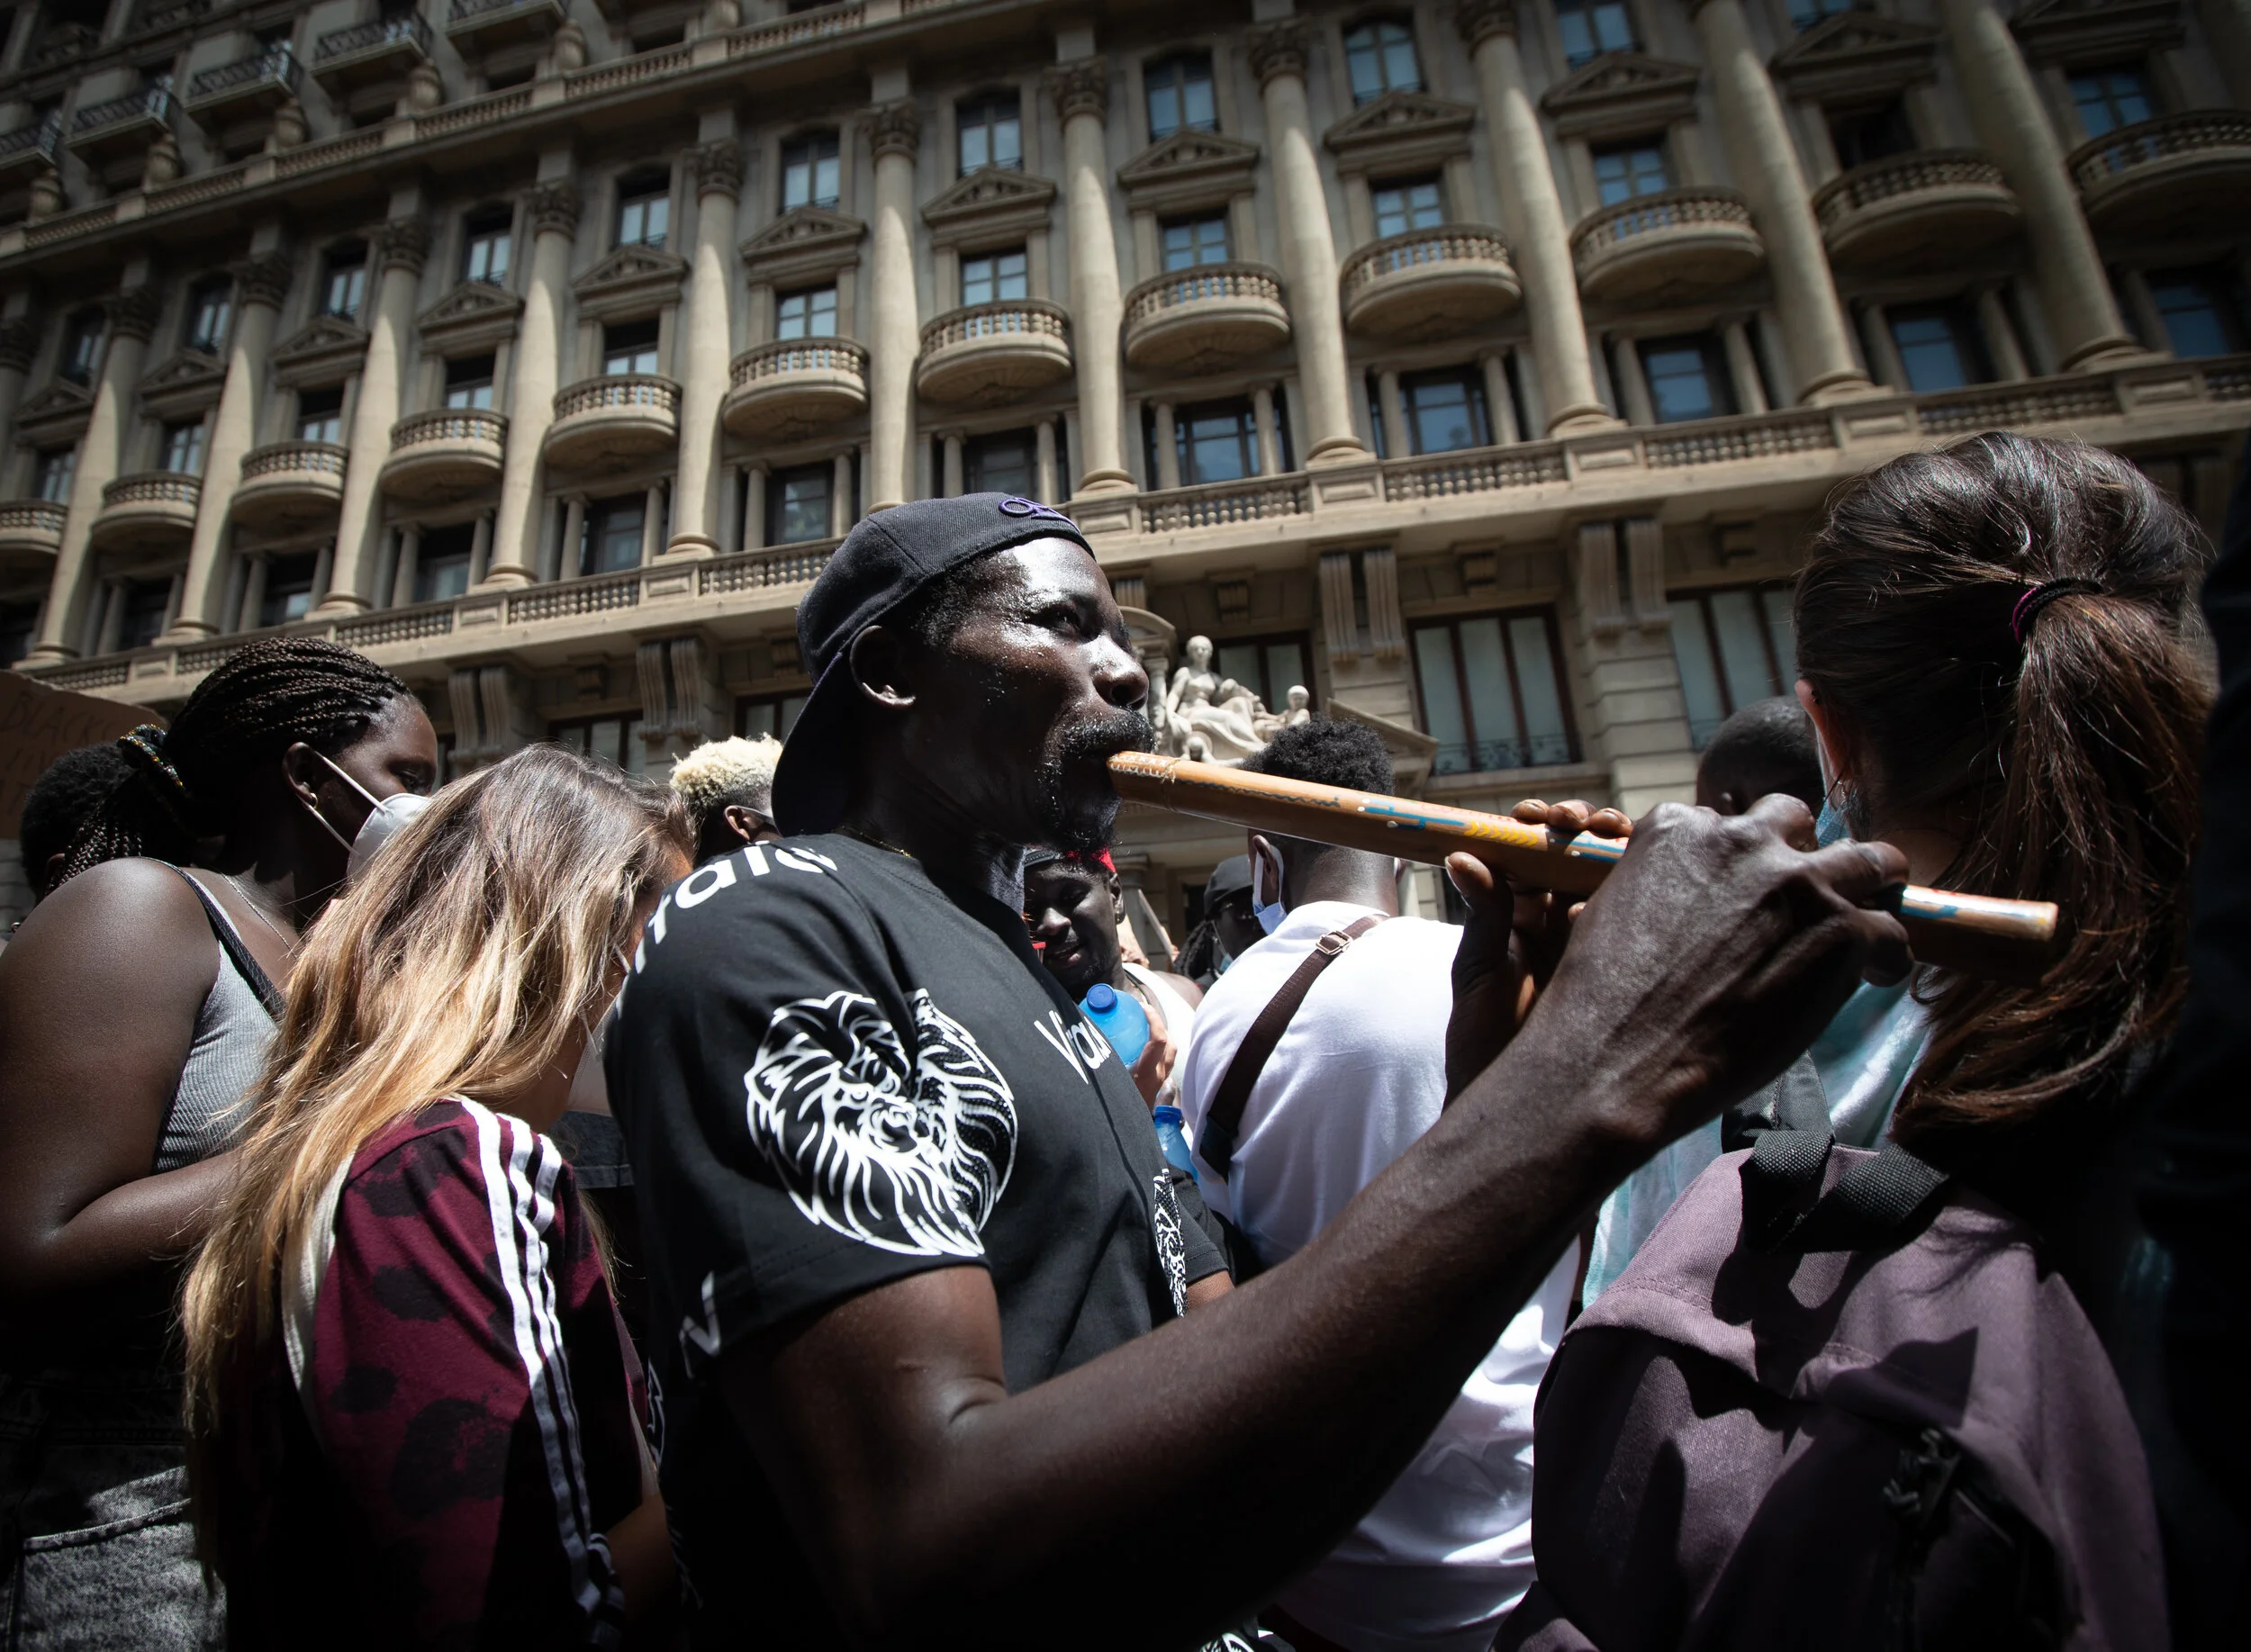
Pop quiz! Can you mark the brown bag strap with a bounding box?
[1199,915,1385,1182]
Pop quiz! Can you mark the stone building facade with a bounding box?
[1,0,2246,937]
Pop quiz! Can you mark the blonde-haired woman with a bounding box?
[182,744,692,1649]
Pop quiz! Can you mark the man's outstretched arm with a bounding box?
[724,799,1911,1650]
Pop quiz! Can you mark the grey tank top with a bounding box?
[156,870,282,1174]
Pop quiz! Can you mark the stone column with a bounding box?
[1153,402,1180,490]
[639,480,666,564]
[830,450,854,537]
[1456,0,1614,432]
[559,493,586,577]
[719,460,743,554]
[1858,301,1909,390]
[1376,370,1409,457]
[942,433,963,496]
[0,318,40,452]
[1247,23,1368,465]
[1049,58,1134,495]
[167,251,293,637]
[669,140,741,556]
[239,553,269,634]
[1035,419,1059,502]
[1252,384,1282,474]
[1688,0,1869,403]
[1721,318,1768,412]
[863,101,921,513]
[469,509,494,583]
[743,465,765,550]
[311,540,334,601]
[1480,348,1520,442]
[315,217,429,617]
[1611,337,1657,426]
[1939,0,2138,370]
[392,522,423,606]
[26,285,160,663]
[483,180,580,586]
[1975,285,2030,380]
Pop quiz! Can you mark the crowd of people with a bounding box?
[0,431,2241,1650]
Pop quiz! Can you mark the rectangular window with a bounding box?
[119,578,171,650]
[1888,302,1990,393]
[462,209,512,285]
[1145,52,1216,140]
[1412,609,1576,775]
[1668,584,1795,749]
[1829,100,1917,170]
[160,420,205,475]
[1343,18,1422,104]
[1176,399,1260,484]
[0,600,39,669]
[1161,213,1232,270]
[550,713,646,774]
[1403,369,1491,455]
[965,428,1035,496]
[259,551,320,627]
[957,90,1022,174]
[767,462,833,545]
[1591,141,1670,206]
[583,494,646,575]
[32,447,74,502]
[781,131,841,211]
[776,285,839,339]
[443,354,497,410]
[1639,332,1736,423]
[321,246,366,319]
[1372,176,1444,238]
[602,318,661,376]
[2070,67,2153,137]
[2146,266,2247,359]
[296,385,345,444]
[1214,633,1310,715]
[413,521,475,603]
[61,311,104,385]
[615,174,670,250]
[1554,0,1637,68]
[961,248,1029,306]
[185,278,232,354]
[737,692,808,741]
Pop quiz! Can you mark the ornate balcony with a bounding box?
[2069,113,2251,239]
[445,0,566,59]
[1341,224,1522,342]
[1813,150,2020,272]
[65,87,180,188]
[0,499,65,568]
[313,13,434,110]
[380,409,506,503]
[185,48,303,125]
[916,301,1072,407]
[91,471,200,553]
[1122,262,1289,373]
[0,113,61,187]
[545,375,679,473]
[1571,187,1765,305]
[724,339,867,440]
[232,441,347,532]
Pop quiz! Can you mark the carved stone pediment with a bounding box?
[1323,90,1477,175]
[138,349,227,419]
[1541,52,1702,141]
[1770,11,1940,105]
[417,281,525,351]
[740,205,867,286]
[269,314,368,387]
[572,243,688,322]
[921,167,1058,248]
[2011,0,2183,69]
[14,380,93,447]
[1116,129,1261,213]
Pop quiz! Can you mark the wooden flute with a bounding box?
[1108,751,2058,988]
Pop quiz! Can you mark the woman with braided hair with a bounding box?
[0,636,435,1648]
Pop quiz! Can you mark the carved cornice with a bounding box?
[1324,90,1478,174]
[526,180,581,238]
[104,284,163,341]
[920,167,1058,247]
[1116,129,1262,213]
[233,250,295,311]
[572,242,688,320]
[270,314,369,388]
[1769,11,1940,104]
[2013,0,2184,69]
[691,140,743,200]
[1541,52,1702,141]
[417,280,526,351]
[0,317,42,372]
[374,215,432,275]
[1245,22,1309,89]
[1046,57,1108,124]
[139,348,228,419]
[1454,0,1518,49]
[738,203,867,284]
[863,99,921,161]
[14,381,93,447]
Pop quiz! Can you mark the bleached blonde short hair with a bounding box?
[669,735,782,826]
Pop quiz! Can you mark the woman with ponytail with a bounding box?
[0,636,433,1647]
[183,745,689,1648]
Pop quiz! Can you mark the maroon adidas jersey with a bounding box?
[230,1098,653,1649]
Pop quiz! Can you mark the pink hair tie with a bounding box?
[2010,578,2102,645]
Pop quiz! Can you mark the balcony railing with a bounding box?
[393,407,505,449]
[1433,733,1577,778]
[133,0,209,32]
[70,86,179,139]
[730,337,867,387]
[1124,262,1285,332]
[1139,474,1308,534]
[0,499,67,543]
[1340,224,1514,299]
[918,299,1070,356]
[1572,185,1756,261]
[101,470,202,509]
[2068,111,2251,190]
[241,440,348,480]
[316,12,435,61]
[186,47,303,104]
[0,114,62,165]
[552,374,677,420]
[1812,149,2009,230]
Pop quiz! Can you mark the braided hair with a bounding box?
[59,637,411,885]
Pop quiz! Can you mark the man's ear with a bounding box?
[847,624,918,710]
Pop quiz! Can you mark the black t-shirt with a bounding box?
[606,833,1228,1645]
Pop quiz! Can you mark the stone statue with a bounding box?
[1162,635,1270,764]
[1254,684,1311,742]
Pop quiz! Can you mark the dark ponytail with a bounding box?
[1794,432,2209,1151]
[59,637,411,884]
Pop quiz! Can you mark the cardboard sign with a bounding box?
[0,672,158,838]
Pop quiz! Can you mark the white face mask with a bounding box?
[1251,846,1288,935]
[346,790,432,882]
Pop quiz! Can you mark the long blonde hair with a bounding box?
[182,744,690,1574]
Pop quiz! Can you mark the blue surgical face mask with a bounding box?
[1252,850,1287,935]
[1815,795,1850,847]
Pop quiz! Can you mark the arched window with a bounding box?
[1342,18,1421,104]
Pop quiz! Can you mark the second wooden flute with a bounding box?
[1107,751,2057,988]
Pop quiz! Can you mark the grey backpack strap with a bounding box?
[1744,1128,1949,1255]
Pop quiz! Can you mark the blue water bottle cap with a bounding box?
[1084,983,1116,1012]
[1153,1106,1183,1125]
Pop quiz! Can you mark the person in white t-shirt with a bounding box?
[1177,719,1579,1652]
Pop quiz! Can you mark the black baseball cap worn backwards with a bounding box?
[770,492,1095,835]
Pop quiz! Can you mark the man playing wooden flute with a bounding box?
[605,492,1913,1650]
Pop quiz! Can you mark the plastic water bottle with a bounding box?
[1151,1106,1197,1177]
[1080,981,1150,1065]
